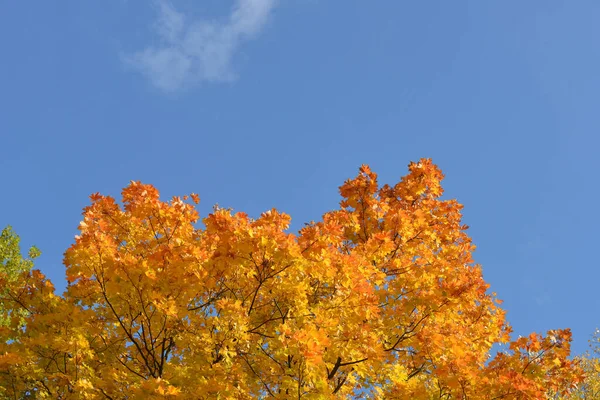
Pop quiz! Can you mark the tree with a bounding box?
[0,226,40,279]
[557,329,600,399]
[0,226,40,327]
[0,159,583,398]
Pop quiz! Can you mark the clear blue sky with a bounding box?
[1,1,598,355]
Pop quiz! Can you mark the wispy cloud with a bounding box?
[125,0,277,92]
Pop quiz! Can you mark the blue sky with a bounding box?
[1,1,599,355]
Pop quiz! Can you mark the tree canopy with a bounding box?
[0,225,40,328]
[0,226,40,279]
[558,329,600,399]
[0,159,583,398]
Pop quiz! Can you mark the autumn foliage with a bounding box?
[558,329,600,399]
[0,159,582,398]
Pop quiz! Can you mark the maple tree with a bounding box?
[0,226,40,327]
[557,329,600,399]
[0,159,583,398]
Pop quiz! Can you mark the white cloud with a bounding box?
[125,0,277,92]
